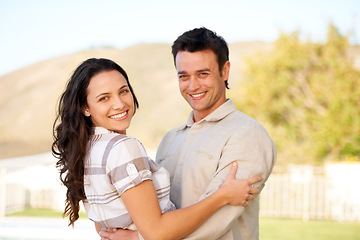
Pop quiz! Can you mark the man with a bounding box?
[156,27,276,240]
[101,27,276,240]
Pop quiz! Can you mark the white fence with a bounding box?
[260,164,360,222]
[1,153,360,222]
[0,153,66,216]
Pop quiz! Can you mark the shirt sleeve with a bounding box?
[106,137,153,195]
[183,122,276,240]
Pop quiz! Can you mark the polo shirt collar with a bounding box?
[91,126,111,135]
[182,98,236,128]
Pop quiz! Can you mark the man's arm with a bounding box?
[99,228,141,240]
[183,124,276,240]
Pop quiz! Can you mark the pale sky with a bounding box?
[0,0,358,76]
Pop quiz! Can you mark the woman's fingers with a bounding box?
[249,187,259,194]
[224,163,264,207]
[248,176,263,185]
[247,194,255,201]
[226,162,238,180]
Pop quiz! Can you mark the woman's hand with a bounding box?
[220,162,262,207]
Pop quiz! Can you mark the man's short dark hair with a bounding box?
[172,27,230,89]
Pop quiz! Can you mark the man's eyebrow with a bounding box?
[197,68,210,72]
[177,68,210,75]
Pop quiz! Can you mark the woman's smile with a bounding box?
[109,111,128,120]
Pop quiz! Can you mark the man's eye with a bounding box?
[179,75,188,80]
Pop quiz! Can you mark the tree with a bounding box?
[233,23,360,165]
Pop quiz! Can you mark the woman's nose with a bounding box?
[112,97,125,110]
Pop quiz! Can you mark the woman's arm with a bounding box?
[95,222,102,234]
[121,162,261,240]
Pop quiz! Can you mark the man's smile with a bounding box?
[189,92,206,99]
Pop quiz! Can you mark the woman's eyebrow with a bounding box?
[95,92,109,99]
[94,84,129,99]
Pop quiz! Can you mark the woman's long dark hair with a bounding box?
[52,58,139,226]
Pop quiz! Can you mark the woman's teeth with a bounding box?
[110,112,127,119]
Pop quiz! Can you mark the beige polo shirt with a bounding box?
[156,99,276,240]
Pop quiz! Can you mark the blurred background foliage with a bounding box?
[232,23,360,165]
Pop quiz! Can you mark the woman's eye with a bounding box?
[99,96,108,101]
[120,89,129,94]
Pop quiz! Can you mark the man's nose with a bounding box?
[188,77,200,91]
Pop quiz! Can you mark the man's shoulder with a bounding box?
[165,123,187,135]
[225,109,259,126]
[223,109,272,136]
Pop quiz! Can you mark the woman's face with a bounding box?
[83,70,135,134]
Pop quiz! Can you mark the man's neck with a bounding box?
[192,98,228,123]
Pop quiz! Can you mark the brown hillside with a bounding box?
[0,43,189,159]
[1,42,358,159]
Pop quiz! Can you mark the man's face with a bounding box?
[175,50,230,122]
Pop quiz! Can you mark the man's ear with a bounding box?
[222,61,230,81]
[82,106,91,117]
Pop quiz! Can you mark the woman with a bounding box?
[52,58,261,240]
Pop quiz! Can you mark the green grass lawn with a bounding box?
[260,218,360,240]
[7,209,360,240]
[6,207,87,218]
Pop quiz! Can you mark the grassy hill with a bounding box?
[2,41,358,159]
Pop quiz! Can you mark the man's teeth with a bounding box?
[110,112,127,119]
[191,92,205,98]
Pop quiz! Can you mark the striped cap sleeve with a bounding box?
[105,136,152,195]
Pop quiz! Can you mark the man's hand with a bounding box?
[99,228,139,240]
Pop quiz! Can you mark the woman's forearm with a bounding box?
[122,163,259,240]
[122,181,227,240]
